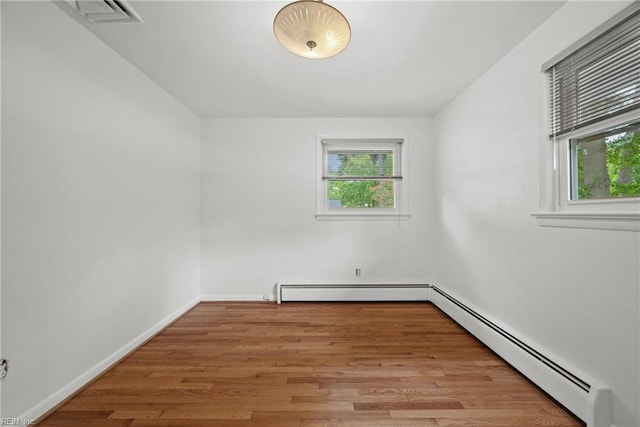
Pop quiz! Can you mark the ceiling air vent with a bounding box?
[64,0,143,23]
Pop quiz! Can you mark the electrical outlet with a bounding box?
[355,268,361,277]
[0,358,7,379]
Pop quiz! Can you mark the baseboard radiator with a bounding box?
[276,282,430,304]
[275,282,611,427]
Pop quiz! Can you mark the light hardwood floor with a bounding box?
[36,302,585,426]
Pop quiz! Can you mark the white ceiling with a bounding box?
[65,1,564,118]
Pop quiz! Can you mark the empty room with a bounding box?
[1,0,639,426]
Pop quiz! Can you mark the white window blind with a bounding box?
[323,149,402,181]
[544,6,640,138]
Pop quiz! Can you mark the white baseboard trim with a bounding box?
[20,296,200,423]
[200,294,270,302]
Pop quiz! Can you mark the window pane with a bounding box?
[327,180,394,208]
[327,150,394,177]
[571,122,640,200]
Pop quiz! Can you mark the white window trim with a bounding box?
[532,110,640,232]
[315,135,411,221]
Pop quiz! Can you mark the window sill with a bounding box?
[315,212,412,221]
[531,211,640,232]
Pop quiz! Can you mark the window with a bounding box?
[534,4,640,231]
[569,121,640,201]
[316,138,409,219]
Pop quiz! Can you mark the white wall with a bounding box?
[201,118,433,297]
[433,2,639,426]
[0,1,3,416]
[1,1,200,418]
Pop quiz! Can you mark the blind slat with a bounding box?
[576,44,639,86]
[577,65,638,97]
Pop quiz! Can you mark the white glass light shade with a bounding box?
[274,1,351,59]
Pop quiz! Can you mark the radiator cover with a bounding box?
[276,283,430,304]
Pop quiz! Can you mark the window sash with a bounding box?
[326,179,398,210]
[568,120,640,201]
[321,141,403,180]
[553,112,640,213]
[324,148,400,180]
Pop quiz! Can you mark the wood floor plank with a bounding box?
[35,302,584,426]
[354,401,464,410]
[301,420,439,427]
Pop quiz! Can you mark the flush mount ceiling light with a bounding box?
[273,0,351,59]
